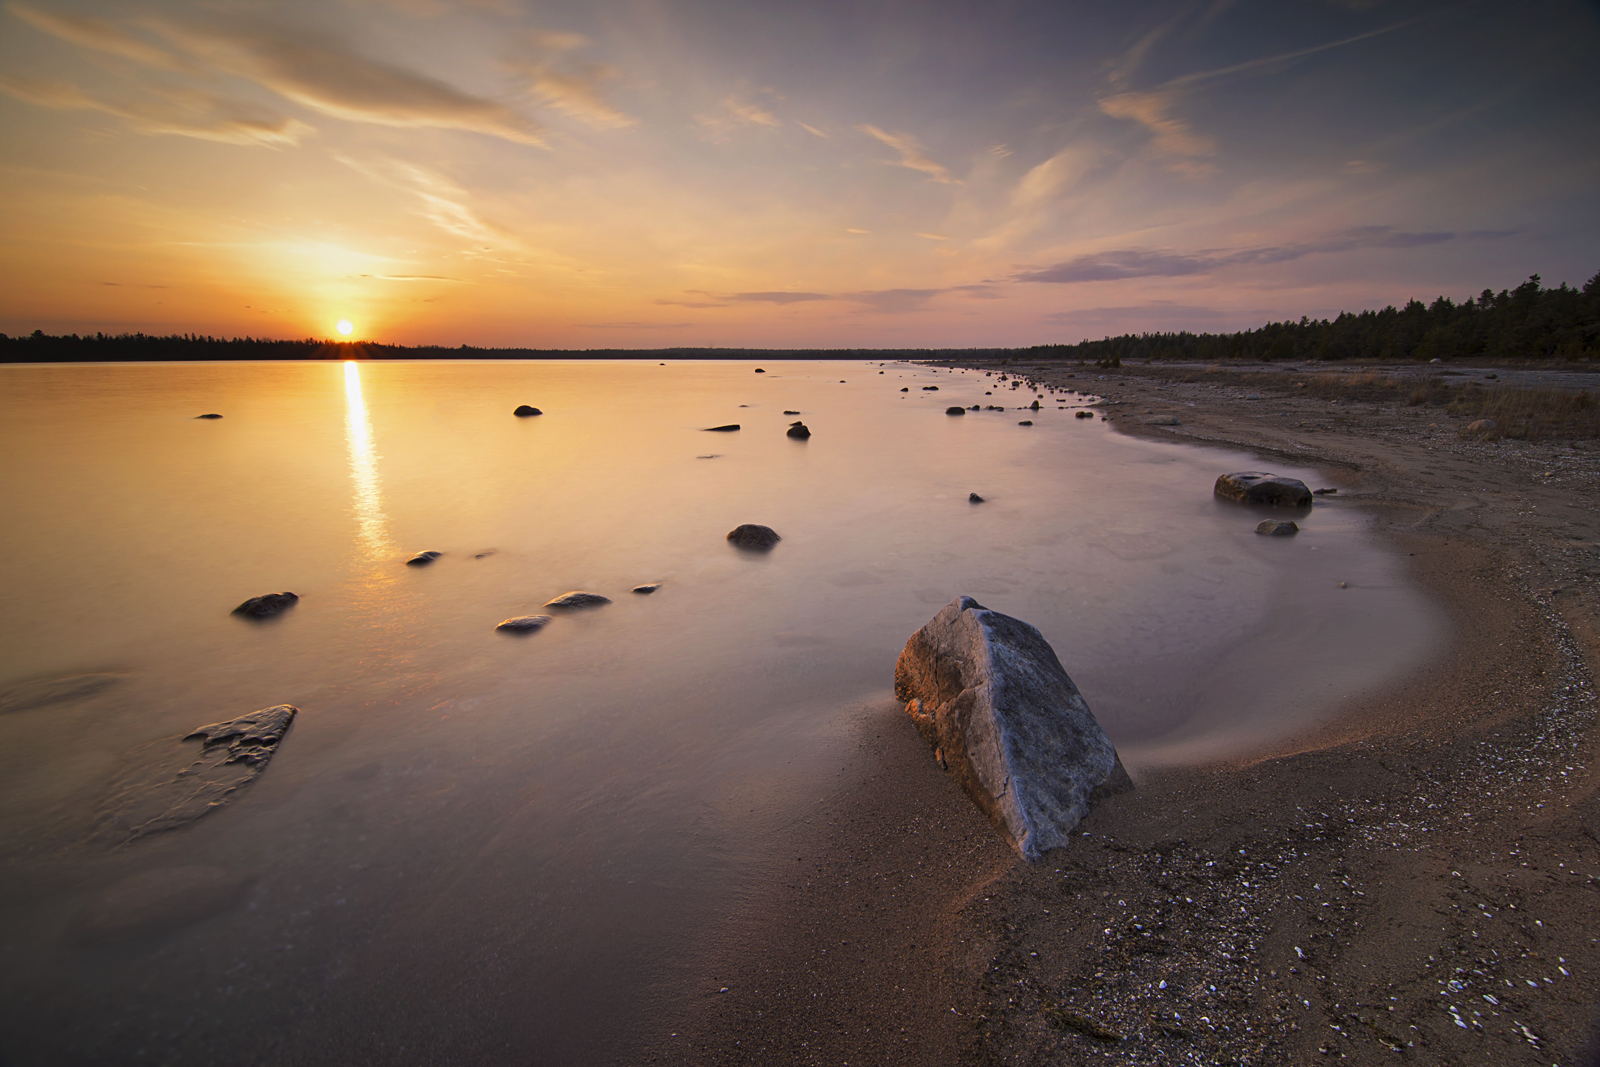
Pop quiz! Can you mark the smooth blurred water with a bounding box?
[0,358,1441,1065]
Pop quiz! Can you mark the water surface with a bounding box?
[0,359,1441,1064]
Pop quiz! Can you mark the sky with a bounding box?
[0,0,1596,349]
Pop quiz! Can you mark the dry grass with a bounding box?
[1451,386,1598,440]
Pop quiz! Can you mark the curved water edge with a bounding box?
[0,358,1440,1063]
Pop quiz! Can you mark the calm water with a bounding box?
[0,359,1441,1065]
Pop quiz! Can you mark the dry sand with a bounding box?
[654,360,1600,1067]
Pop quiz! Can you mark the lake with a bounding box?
[0,358,1441,1064]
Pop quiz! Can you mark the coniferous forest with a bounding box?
[3,270,1596,363]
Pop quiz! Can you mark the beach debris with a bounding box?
[786,421,811,439]
[1145,415,1181,426]
[513,405,542,417]
[232,592,298,617]
[406,550,442,566]
[1,670,123,714]
[946,406,967,415]
[703,424,740,432]
[727,524,782,550]
[544,591,612,608]
[95,705,298,841]
[1256,519,1299,536]
[194,413,223,419]
[497,614,553,632]
[969,493,985,503]
[70,866,252,945]
[1214,471,1313,507]
[632,583,662,594]
[895,596,1131,861]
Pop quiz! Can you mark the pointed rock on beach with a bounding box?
[896,597,1130,861]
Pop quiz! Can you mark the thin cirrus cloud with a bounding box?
[665,285,998,313]
[1013,227,1462,284]
[334,154,510,245]
[5,3,546,146]
[857,125,957,184]
[503,31,637,130]
[0,73,310,146]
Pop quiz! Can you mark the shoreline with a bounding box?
[661,360,1600,1065]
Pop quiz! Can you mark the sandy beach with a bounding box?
[662,359,1600,1066]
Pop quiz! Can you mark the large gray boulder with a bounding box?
[894,597,1130,861]
[1214,471,1312,507]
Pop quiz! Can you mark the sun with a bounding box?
[336,320,354,336]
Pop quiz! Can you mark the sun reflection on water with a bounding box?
[344,361,393,558]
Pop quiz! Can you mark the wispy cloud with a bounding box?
[505,31,636,130]
[858,125,958,184]
[672,285,997,314]
[1014,226,1458,283]
[725,291,831,304]
[0,73,309,146]
[798,122,828,138]
[7,2,189,71]
[696,96,782,139]
[336,155,509,245]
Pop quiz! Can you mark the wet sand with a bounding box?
[660,360,1600,1066]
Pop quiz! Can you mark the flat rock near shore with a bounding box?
[895,596,1130,861]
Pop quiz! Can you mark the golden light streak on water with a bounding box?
[344,360,393,558]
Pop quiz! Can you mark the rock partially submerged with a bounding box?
[969,493,985,503]
[632,583,662,594]
[1,670,123,714]
[195,413,223,419]
[895,597,1130,861]
[703,424,740,432]
[727,524,781,549]
[513,405,543,417]
[496,614,553,632]
[1256,519,1299,536]
[232,592,298,617]
[1214,471,1312,507]
[544,591,612,608]
[786,421,811,439]
[96,706,298,841]
[946,406,967,415]
[406,550,442,566]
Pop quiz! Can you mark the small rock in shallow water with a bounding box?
[969,493,985,503]
[783,410,800,415]
[544,591,612,608]
[727,524,781,549]
[1018,420,1033,426]
[754,368,765,373]
[1313,488,1338,496]
[1256,519,1299,536]
[632,583,661,594]
[513,405,543,417]
[406,550,442,565]
[496,615,553,632]
[946,406,967,415]
[703,424,740,432]
[195,413,223,419]
[232,592,298,617]
[786,422,811,439]
[1214,471,1312,507]
[922,385,939,391]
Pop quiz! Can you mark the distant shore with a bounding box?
[664,358,1600,1066]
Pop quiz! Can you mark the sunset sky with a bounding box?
[1,0,1595,348]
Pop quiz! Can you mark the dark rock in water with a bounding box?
[697,454,720,459]
[1313,487,1338,496]
[544,591,612,608]
[703,424,740,432]
[754,368,766,373]
[946,406,967,416]
[1018,420,1033,426]
[95,705,298,841]
[496,614,553,632]
[1030,400,1041,410]
[1256,519,1299,536]
[406,550,442,566]
[922,385,939,391]
[786,421,811,439]
[632,583,662,594]
[195,413,223,420]
[901,387,909,392]
[1,670,123,714]
[783,410,801,415]
[513,405,543,417]
[969,404,980,411]
[727,524,781,550]
[232,592,298,617]
[895,597,1130,861]
[1075,411,1094,419]
[969,493,985,503]
[71,866,253,945]
[1214,471,1313,507]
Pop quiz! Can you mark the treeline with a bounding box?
[1034,271,1600,365]
[0,331,1026,363]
